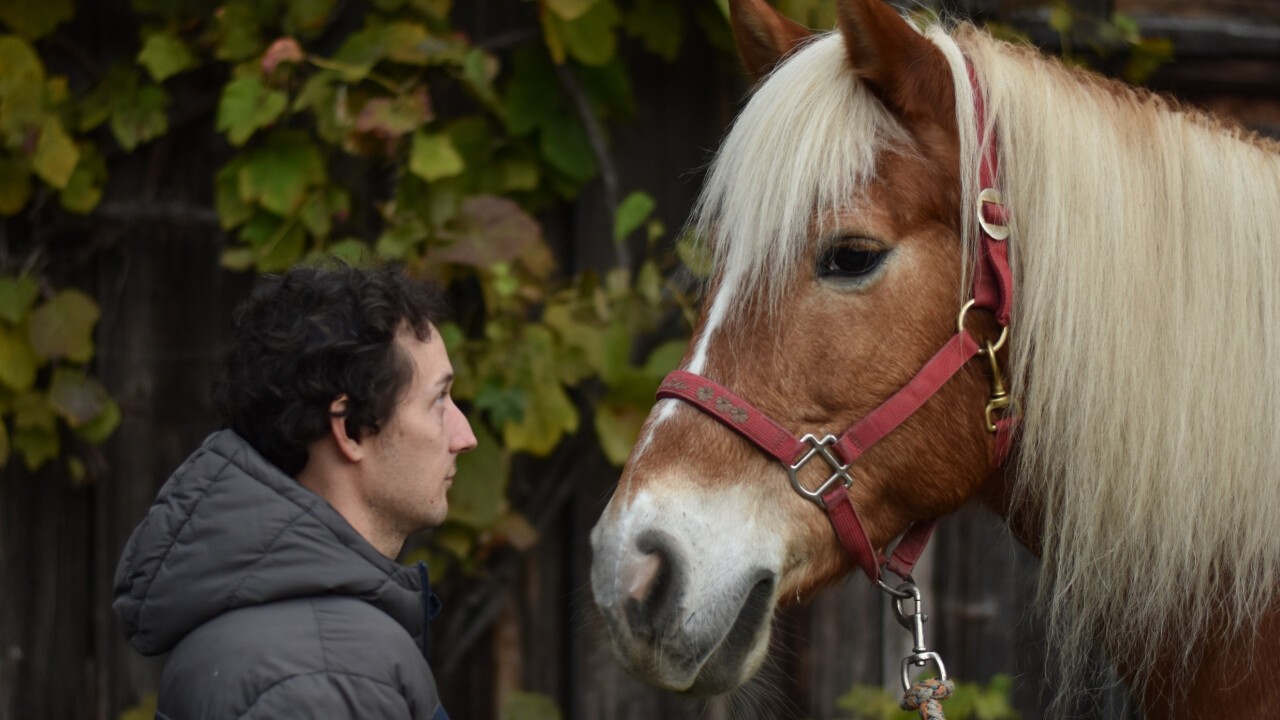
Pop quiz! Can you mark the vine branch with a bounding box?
[554,63,628,271]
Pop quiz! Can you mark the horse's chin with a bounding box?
[605,573,778,697]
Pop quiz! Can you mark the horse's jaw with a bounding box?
[590,484,788,695]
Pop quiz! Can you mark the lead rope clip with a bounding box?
[878,580,954,719]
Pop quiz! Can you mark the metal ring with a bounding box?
[901,652,948,693]
[956,298,1008,354]
[977,187,1010,241]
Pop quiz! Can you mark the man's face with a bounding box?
[363,326,477,534]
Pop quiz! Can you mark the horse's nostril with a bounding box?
[627,552,663,602]
[622,532,683,635]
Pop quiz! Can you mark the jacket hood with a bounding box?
[114,430,435,656]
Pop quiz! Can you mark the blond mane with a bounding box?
[695,13,1280,706]
[951,24,1280,701]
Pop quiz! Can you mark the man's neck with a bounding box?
[296,457,405,559]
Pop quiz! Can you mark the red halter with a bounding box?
[656,63,1015,584]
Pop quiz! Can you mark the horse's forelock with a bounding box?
[690,33,914,328]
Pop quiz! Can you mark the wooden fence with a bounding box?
[2,1,1277,718]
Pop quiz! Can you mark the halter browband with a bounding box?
[656,61,1015,584]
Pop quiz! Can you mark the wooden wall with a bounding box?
[1,1,1276,719]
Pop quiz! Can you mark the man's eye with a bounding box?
[817,245,886,279]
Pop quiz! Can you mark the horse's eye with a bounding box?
[818,244,885,279]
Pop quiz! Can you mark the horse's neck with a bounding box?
[1137,606,1280,719]
[980,468,1280,719]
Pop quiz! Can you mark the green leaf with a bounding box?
[539,112,595,181]
[501,691,563,720]
[32,115,78,188]
[461,48,501,112]
[575,55,634,117]
[675,231,712,278]
[624,0,685,62]
[0,154,32,215]
[324,238,371,266]
[501,326,579,455]
[300,185,349,238]
[545,0,620,67]
[503,45,559,136]
[214,156,252,229]
[499,156,539,191]
[12,391,58,471]
[0,323,38,391]
[239,131,327,216]
[1048,3,1073,34]
[595,398,645,465]
[613,191,655,244]
[48,367,108,427]
[292,70,344,142]
[285,0,338,37]
[28,288,99,362]
[220,247,256,271]
[215,1,266,62]
[331,24,389,79]
[77,396,120,444]
[59,142,106,214]
[409,130,465,182]
[1110,12,1141,43]
[110,84,169,152]
[137,30,196,82]
[14,426,57,471]
[643,340,686,377]
[383,20,434,65]
[545,0,600,21]
[237,210,309,272]
[0,0,74,40]
[1125,36,1174,85]
[0,275,37,324]
[446,422,508,528]
[0,36,46,146]
[216,75,287,146]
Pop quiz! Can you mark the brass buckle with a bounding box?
[977,187,1010,241]
[983,341,1010,433]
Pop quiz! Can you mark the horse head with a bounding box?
[590,0,1007,695]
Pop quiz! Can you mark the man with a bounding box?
[113,263,477,719]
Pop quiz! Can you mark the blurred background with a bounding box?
[0,1,1276,718]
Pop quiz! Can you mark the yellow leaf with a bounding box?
[544,0,599,21]
[409,130,465,182]
[32,115,78,189]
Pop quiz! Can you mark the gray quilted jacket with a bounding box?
[113,430,448,719]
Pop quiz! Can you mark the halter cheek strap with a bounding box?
[655,60,1015,584]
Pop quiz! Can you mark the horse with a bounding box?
[588,0,1280,717]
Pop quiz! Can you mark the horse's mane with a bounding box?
[952,24,1280,701]
[694,15,1280,706]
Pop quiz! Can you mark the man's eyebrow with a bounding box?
[432,372,454,389]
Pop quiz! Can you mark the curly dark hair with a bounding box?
[213,262,448,476]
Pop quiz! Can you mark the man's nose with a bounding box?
[450,406,478,454]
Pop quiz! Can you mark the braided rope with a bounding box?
[900,677,955,719]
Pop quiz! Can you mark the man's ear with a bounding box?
[328,396,364,463]
[730,0,814,84]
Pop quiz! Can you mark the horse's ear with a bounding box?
[834,0,956,134]
[730,0,814,83]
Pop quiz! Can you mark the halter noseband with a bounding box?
[656,62,1015,585]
